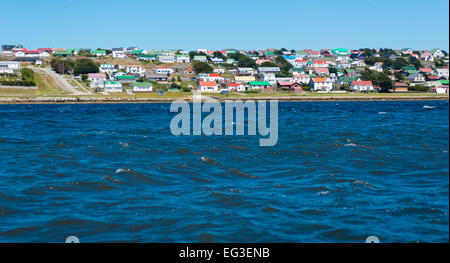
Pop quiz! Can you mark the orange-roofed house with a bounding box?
[199,81,219,92]
[351,81,375,92]
[309,77,333,92]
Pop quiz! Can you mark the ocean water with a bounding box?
[0,101,448,243]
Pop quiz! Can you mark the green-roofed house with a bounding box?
[53,51,72,57]
[92,49,107,57]
[430,48,446,59]
[132,82,153,93]
[338,76,361,85]
[116,75,136,83]
[403,66,416,71]
[249,81,272,91]
[139,54,157,61]
[332,48,351,56]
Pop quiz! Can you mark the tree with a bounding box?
[391,58,409,70]
[329,66,338,74]
[360,69,393,92]
[51,58,75,74]
[192,61,213,73]
[74,59,99,75]
[213,51,226,60]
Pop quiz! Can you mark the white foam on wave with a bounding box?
[378,112,388,115]
[344,143,358,147]
[423,105,436,109]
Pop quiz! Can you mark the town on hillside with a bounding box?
[1,45,449,95]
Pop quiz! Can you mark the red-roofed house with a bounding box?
[420,68,434,74]
[314,68,329,75]
[199,81,219,92]
[351,81,375,92]
[293,74,311,84]
[226,82,248,92]
[277,82,303,93]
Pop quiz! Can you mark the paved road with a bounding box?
[37,68,89,95]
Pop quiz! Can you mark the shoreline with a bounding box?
[0,95,448,104]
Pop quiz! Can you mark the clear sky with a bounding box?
[2,0,449,51]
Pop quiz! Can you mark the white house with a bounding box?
[88,73,107,83]
[351,81,374,92]
[310,78,333,92]
[407,73,425,83]
[100,64,117,75]
[351,61,366,67]
[213,68,226,74]
[293,74,311,84]
[198,73,224,82]
[0,61,20,74]
[104,81,123,93]
[431,49,446,59]
[193,56,208,62]
[262,73,276,84]
[237,67,254,75]
[155,66,174,74]
[176,55,190,63]
[435,68,449,79]
[158,55,175,63]
[226,83,248,92]
[112,48,125,58]
[210,57,224,64]
[132,82,153,93]
[199,81,219,92]
[125,65,145,76]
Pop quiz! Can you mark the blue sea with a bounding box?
[0,101,448,243]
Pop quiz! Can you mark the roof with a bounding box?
[352,81,373,86]
[249,81,271,86]
[88,73,106,78]
[133,82,153,87]
[117,75,136,79]
[199,81,217,87]
[312,77,327,82]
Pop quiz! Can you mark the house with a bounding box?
[155,66,174,74]
[293,59,307,68]
[213,68,226,74]
[0,61,20,73]
[248,81,272,91]
[88,73,107,83]
[237,67,254,76]
[312,60,328,68]
[15,49,40,57]
[293,74,311,84]
[125,65,146,76]
[277,81,303,92]
[199,81,219,92]
[92,50,107,57]
[421,52,434,62]
[159,55,175,63]
[258,67,281,74]
[112,48,125,58]
[145,73,168,82]
[13,57,43,65]
[103,81,123,93]
[226,83,248,92]
[332,48,351,56]
[391,82,409,92]
[432,87,449,94]
[1,44,23,55]
[419,68,434,75]
[314,68,329,75]
[435,68,449,79]
[210,57,224,64]
[99,64,117,75]
[176,54,190,63]
[430,48,445,59]
[116,75,136,83]
[309,78,333,92]
[407,73,425,83]
[401,48,413,55]
[235,76,256,83]
[351,81,374,92]
[193,56,207,62]
[198,73,224,82]
[351,60,366,67]
[132,82,153,93]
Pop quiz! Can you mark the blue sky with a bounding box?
[2,0,449,51]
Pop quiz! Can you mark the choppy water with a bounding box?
[0,101,448,243]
